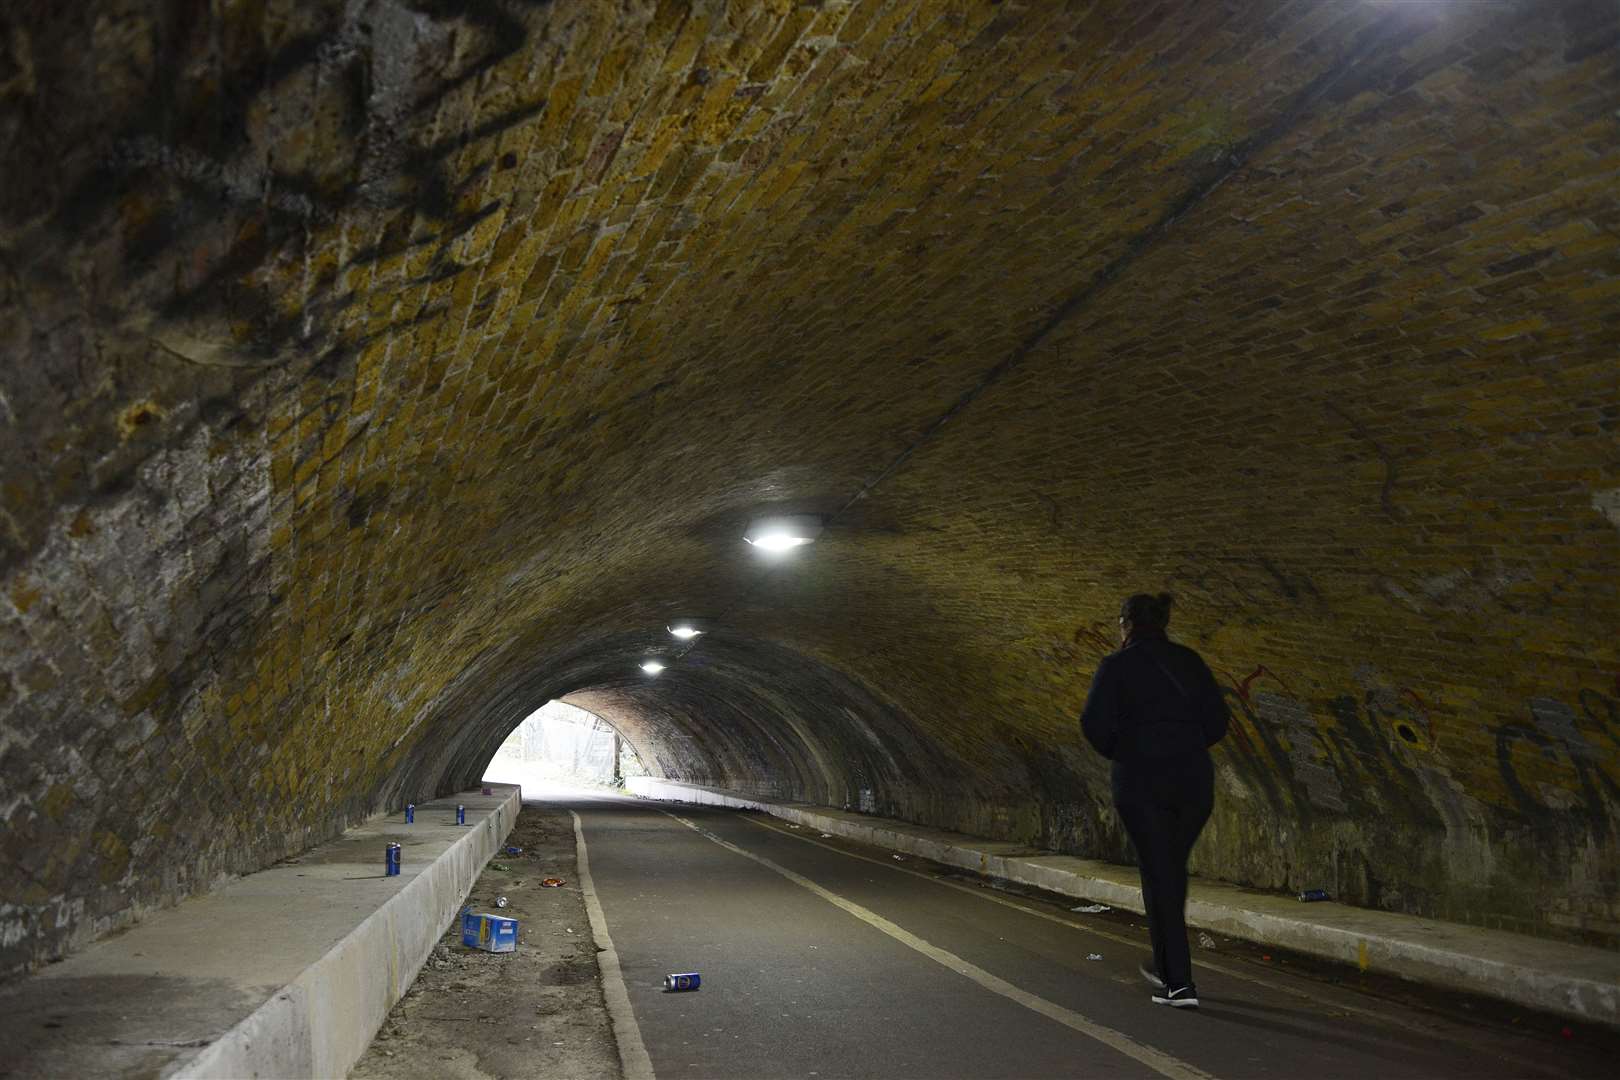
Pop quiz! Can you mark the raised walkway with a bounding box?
[626,777,1618,1028]
[0,785,519,1079]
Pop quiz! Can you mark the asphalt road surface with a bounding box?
[567,791,1614,1080]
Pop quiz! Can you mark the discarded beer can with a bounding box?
[495,896,509,909]
[1298,888,1329,902]
[456,804,466,825]
[663,972,701,992]
[405,804,415,824]
[385,842,402,877]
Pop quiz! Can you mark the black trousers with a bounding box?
[1112,752,1214,988]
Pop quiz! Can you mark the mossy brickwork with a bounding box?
[1,1,1616,977]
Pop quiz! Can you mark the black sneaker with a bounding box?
[1152,984,1199,1008]
[1138,962,1166,990]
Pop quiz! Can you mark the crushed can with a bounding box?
[663,972,701,992]
[1298,888,1329,902]
[385,842,401,877]
[456,804,466,825]
[405,804,415,824]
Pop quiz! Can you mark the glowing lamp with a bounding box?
[743,514,824,552]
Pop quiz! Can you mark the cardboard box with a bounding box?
[461,911,518,953]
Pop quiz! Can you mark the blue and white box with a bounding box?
[461,911,519,953]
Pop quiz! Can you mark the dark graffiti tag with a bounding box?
[1363,684,1435,750]
[1211,667,1452,826]
[1320,694,1442,827]
[1494,687,1620,838]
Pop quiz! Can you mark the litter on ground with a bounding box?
[1086,953,1103,961]
[1071,903,1111,913]
[540,877,566,888]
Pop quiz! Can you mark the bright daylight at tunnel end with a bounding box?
[0,0,1617,1075]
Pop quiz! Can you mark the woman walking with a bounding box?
[1079,593,1230,1008]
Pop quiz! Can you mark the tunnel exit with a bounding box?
[482,700,647,793]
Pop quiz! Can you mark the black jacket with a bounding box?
[1079,633,1230,763]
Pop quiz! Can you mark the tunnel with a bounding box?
[1,0,1617,1006]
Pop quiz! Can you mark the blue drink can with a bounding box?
[1298,888,1329,902]
[405,804,415,824]
[663,972,701,992]
[456,804,466,825]
[385,843,402,876]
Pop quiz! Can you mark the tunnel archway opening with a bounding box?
[480,699,649,795]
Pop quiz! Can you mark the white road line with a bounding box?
[662,810,1215,1080]
[738,816,1561,1079]
[573,809,656,1080]
[745,816,1248,967]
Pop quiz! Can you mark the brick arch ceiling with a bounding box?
[2,1,1618,977]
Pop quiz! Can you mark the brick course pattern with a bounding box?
[0,0,1616,976]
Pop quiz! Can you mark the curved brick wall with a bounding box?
[1,1,1617,977]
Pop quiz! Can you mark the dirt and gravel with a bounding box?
[350,804,620,1080]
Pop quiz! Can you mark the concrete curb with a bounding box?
[626,778,1619,1028]
[173,787,520,1079]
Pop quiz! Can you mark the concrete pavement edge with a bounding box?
[174,786,521,1079]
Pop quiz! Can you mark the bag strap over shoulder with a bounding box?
[1144,649,1190,699]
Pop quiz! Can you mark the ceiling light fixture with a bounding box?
[640,661,666,675]
[743,514,824,553]
[668,624,703,640]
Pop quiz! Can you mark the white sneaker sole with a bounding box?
[1152,994,1199,1008]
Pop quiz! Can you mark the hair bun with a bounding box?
[1120,592,1173,630]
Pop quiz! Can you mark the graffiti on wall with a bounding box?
[1493,685,1620,838]
[1208,660,1620,840]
